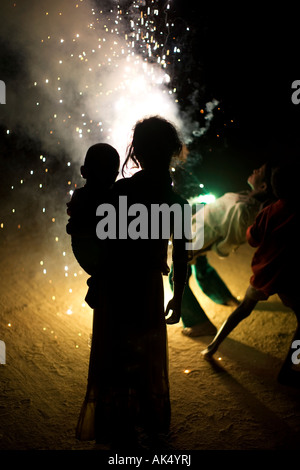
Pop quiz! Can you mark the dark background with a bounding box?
[167,4,300,196]
[1,3,300,199]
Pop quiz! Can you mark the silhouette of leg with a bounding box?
[192,255,240,306]
[168,265,217,336]
[201,289,258,358]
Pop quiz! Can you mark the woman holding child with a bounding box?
[74,116,190,448]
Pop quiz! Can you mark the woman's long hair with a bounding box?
[122,116,183,176]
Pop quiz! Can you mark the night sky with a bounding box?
[1,2,300,199]
[169,5,300,194]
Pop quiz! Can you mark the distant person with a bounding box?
[66,143,120,276]
[201,159,300,387]
[76,116,191,448]
[168,162,275,337]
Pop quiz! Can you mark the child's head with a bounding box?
[81,143,120,186]
[122,116,182,175]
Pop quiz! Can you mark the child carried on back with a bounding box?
[66,143,120,305]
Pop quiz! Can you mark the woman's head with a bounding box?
[247,163,270,192]
[247,160,275,205]
[122,116,183,175]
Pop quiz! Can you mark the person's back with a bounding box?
[194,191,261,257]
[114,116,191,283]
[247,160,299,298]
[112,169,189,276]
[190,162,275,261]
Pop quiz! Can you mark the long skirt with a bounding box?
[76,267,170,443]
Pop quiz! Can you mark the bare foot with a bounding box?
[224,297,241,307]
[181,322,217,337]
[201,343,218,359]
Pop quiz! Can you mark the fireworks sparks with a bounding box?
[25,0,188,159]
[0,1,217,346]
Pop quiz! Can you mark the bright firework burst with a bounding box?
[0,0,217,325]
[1,0,200,162]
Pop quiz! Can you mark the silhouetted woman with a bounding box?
[76,116,190,448]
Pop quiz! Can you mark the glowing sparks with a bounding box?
[0,1,216,341]
[197,194,216,205]
[3,1,191,164]
[188,192,216,205]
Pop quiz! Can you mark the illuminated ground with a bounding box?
[1,227,300,451]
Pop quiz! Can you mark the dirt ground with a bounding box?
[1,226,300,454]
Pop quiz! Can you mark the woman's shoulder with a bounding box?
[112,177,132,193]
